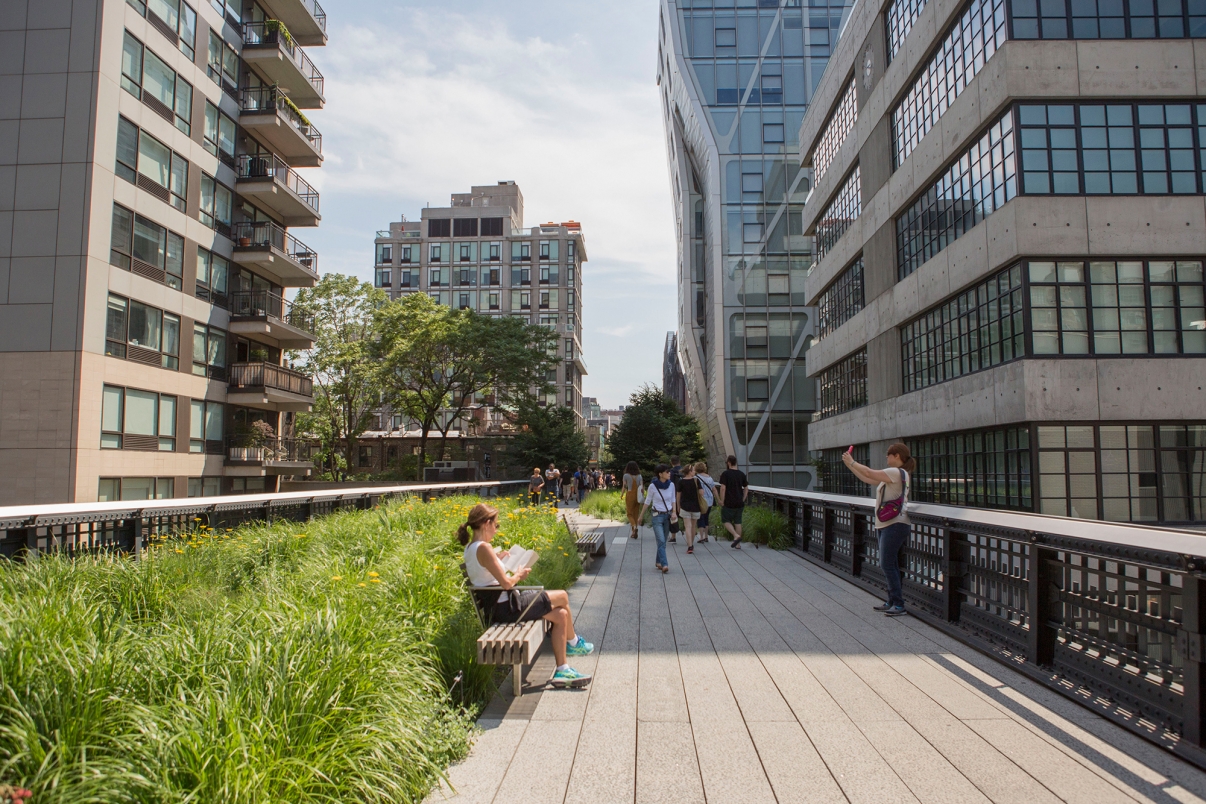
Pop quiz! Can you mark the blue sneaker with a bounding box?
[884,606,907,617]
[566,636,594,656]
[550,667,592,688]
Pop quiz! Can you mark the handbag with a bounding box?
[695,478,710,515]
[876,470,910,523]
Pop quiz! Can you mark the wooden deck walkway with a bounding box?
[427,513,1206,804]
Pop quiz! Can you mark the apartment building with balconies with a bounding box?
[0,0,328,504]
[798,0,1206,523]
[373,182,589,429]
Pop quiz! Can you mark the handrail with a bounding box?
[225,435,318,463]
[236,154,319,213]
[226,289,316,335]
[239,87,322,154]
[241,21,324,96]
[228,361,314,396]
[231,220,319,277]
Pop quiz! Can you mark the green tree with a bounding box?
[509,400,591,474]
[605,384,705,474]
[290,275,386,481]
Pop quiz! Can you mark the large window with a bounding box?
[1010,0,1206,38]
[539,240,559,262]
[110,204,183,290]
[1018,102,1201,195]
[120,32,192,134]
[101,384,177,451]
[908,425,1032,510]
[99,477,176,501]
[190,399,224,453]
[897,110,1016,279]
[1028,259,1206,355]
[115,117,188,211]
[127,0,198,60]
[196,247,230,304]
[817,256,864,338]
[203,101,237,166]
[512,290,531,311]
[902,264,1025,392]
[813,165,861,267]
[427,218,451,238]
[199,173,233,235]
[206,30,240,98]
[887,0,930,58]
[192,324,227,377]
[104,294,180,369]
[817,348,867,419]
[482,218,505,237]
[812,78,857,183]
[187,477,222,497]
[453,218,478,237]
[891,0,1008,167]
[819,444,870,495]
[512,241,532,262]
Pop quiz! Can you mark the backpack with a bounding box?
[698,475,715,507]
[694,477,710,515]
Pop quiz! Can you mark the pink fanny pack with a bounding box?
[876,471,910,523]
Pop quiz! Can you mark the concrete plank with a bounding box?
[860,719,992,804]
[747,721,848,804]
[491,719,582,804]
[635,721,705,804]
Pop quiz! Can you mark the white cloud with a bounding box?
[304,1,677,408]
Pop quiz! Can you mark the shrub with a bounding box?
[710,505,793,550]
[0,494,579,803]
[579,490,626,521]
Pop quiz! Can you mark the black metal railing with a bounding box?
[231,221,319,278]
[228,361,314,397]
[236,154,320,213]
[225,436,318,464]
[239,86,322,154]
[0,480,528,559]
[749,484,1206,765]
[241,21,324,96]
[227,289,316,335]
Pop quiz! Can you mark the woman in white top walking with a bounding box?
[459,503,594,688]
[638,464,677,573]
[842,444,916,617]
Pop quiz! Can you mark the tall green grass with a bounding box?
[707,505,793,549]
[579,490,628,521]
[0,494,579,803]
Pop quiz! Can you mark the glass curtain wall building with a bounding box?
[658,0,853,489]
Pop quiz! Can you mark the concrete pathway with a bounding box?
[426,513,1206,804]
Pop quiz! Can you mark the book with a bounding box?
[499,546,539,574]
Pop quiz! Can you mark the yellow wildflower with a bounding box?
[358,582,367,588]
[371,579,382,583]
[332,575,343,581]
[367,571,379,578]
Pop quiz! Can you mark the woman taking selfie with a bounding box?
[842,444,915,617]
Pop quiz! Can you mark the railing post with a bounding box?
[1026,535,1057,667]
[1178,569,1206,746]
[133,514,146,559]
[942,524,965,623]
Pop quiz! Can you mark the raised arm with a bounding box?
[841,452,894,485]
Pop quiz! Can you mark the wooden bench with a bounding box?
[575,530,607,559]
[462,564,548,696]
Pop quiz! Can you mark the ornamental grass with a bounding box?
[0,494,579,803]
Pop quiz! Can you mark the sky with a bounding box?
[303,0,676,409]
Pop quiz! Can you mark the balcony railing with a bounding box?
[227,289,316,334]
[236,154,320,213]
[242,21,324,96]
[228,361,313,397]
[231,221,318,274]
[225,436,318,464]
[240,87,322,154]
[311,0,327,31]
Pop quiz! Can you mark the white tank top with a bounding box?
[464,540,507,603]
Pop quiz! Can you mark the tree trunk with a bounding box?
[416,425,431,482]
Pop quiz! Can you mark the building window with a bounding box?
[453,218,478,237]
[812,78,857,183]
[126,0,198,61]
[99,477,176,501]
[457,242,475,263]
[192,323,227,377]
[512,241,532,262]
[101,384,177,451]
[481,218,504,237]
[538,289,559,310]
[482,266,501,286]
[196,247,229,305]
[565,338,574,357]
[716,26,736,47]
[116,117,188,211]
[428,243,447,264]
[568,289,576,311]
[483,241,502,261]
[1018,102,1200,195]
[897,110,1016,279]
[512,290,531,311]
[539,240,559,261]
[206,30,239,97]
[814,165,861,267]
[187,477,222,497]
[110,205,183,289]
[1028,259,1206,355]
[539,264,560,284]
[428,218,451,237]
[819,444,871,495]
[399,245,413,264]
[892,0,1008,168]
[429,267,446,287]
[399,269,417,289]
[488,291,500,310]
[199,173,233,235]
[902,264,1025,392]
[762,123,785,143]
[190,399,224,453]
[376,243,393,264]
[105,294,180,369]
[457,291,475,310]
[817,256,865,338]
[1011,0,1206,38]
[375,267,391,288]
[203,101,237,166]
[887,0,929,59]
[908,426,1032,510]
[120,32,192,134]
[817,349,867,419]
[511,266,531,286]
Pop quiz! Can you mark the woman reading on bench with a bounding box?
[459,503,594,689]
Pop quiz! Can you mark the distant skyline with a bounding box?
[303,0,675,409]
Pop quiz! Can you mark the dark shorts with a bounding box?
[491,589,553,624]
[721,506,744,524]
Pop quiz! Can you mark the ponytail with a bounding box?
[457,502,499,546]
[887,443,917,475]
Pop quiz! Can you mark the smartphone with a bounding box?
[845,445,854,455]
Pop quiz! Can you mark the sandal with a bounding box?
[660,565,668,574]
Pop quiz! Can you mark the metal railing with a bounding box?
[227,289,316,335]
[239,86,322,154]
[225,436,318,464]
[228,361,314,397]
[231,221,319,277]
[305,0,327,31]
[236,154,320,213]
[749,484,1206,765]
[0,480,528,559]
[241,21,325,96]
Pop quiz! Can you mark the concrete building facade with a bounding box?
[0,0,327,504]
[658,0,852,490]
[798,0,1206,522]
[373,182,588,431]
[662,330,688,411]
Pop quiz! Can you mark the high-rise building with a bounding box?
[662,331,687,411]
[373,182,588,429]
[0,0,328,504]
[658,0,852,489]
[798,0,1206,523]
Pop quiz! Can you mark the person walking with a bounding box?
[575,467,587,503]
[717,455,748,549]
[528,467,545,506]
[694,462,717,543]
[676,463,703,555]
[669,455,683,484]
[545,463,561,508]
[622,461,644,539]
[639,464,677,573]
[842,444,915,617]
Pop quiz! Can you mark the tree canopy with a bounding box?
[605,385,705,474]
[508,400,592,474]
